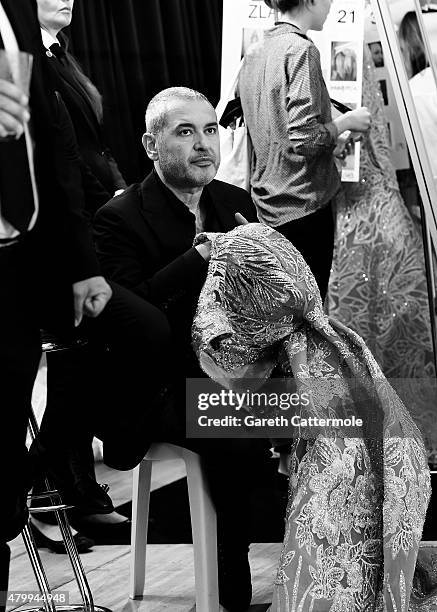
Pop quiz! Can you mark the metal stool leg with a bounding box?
[54,508,94,610]
[25,387,112,612]
[21,523,56,612]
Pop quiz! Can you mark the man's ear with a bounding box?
[142,132,159,161]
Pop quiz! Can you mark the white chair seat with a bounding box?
[130,443,219,612]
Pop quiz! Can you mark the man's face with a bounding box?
[152,99,220,190]
[37,0,74,34]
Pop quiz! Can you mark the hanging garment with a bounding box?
[327,47,436,460]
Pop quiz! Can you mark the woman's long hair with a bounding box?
[398,11,428,78]
[59,32,103,123]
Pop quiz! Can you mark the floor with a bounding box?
[7,458,279,611]
[10,361,437,610]
[7,457,437,610]
[7,358,277,610]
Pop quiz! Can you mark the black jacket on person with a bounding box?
[93,171,258,467]
[43,33,126,212]
[0,0,102,549]
[1,0,100,289]
[94,171,257,367]
[93,171,257,302]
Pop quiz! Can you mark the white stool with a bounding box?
[129,443,219,611]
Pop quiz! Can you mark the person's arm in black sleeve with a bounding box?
[51,91,101,282]
[79,159,112,219]
[93,205,208,308]
[101,100,127,192]
[55,93,113,322]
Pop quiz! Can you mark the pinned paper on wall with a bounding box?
[310,0,366,181]
[364,12,410,170]
[241,0,276,54]
[220,0,276,97]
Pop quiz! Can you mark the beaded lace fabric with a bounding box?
[192,223,430,611]
[327,47,437,461]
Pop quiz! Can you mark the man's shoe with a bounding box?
[63,476,114,515]
[218,541,252,612]
[29,440,114,515]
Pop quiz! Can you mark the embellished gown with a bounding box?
[327,49,436,458]
[192,223,430,611]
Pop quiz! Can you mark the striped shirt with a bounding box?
[239,22,340,226]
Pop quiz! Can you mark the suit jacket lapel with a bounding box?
[139,173,195,259]
[46,55,100,138]
[205,181,238,232]
[137,174,242,256]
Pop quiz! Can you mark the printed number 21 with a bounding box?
[338,9,355,23]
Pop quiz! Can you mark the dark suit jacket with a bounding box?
[94,171,257,354]
[93,171,257,468]
[1,0,100,325]
[44,34,126,209]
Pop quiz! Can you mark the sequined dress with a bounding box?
[327,49,436,457]
[192,223,430,611]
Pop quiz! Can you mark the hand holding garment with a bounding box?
[192,223,430,611]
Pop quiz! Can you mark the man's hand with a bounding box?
[73,276,112,327]
[0,78,29,140]
[195,213,251,263]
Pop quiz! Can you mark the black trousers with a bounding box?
[275,203,334,302]
[38,330,274,550]
[38,314,275,555]
[0,241,171,608]
[0,242,42,612]
[0,544,10,612]
[37,281,172,458]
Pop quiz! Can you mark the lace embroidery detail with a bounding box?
[192,222,430,611]
[327,47,436,460]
